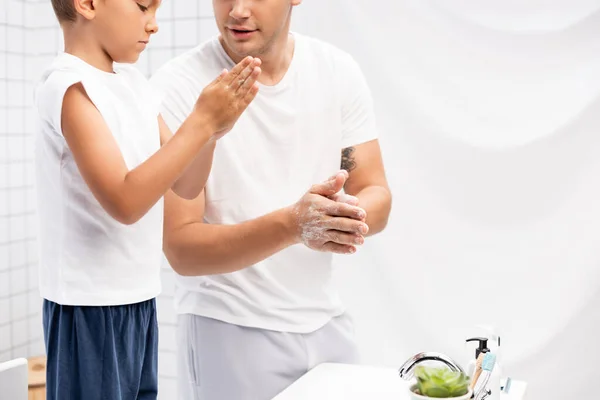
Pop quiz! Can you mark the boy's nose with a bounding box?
[147,19,159,34]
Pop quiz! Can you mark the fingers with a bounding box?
[327,170,349,181]
[214,68,228,83]
[221,56,254,86]
[320,242,357,255]
[324,201,366,221]
[324,230,364,246]
[310,171,347,196]
[329,192,359,206]
[242,83,260,107]
[324,216,369,235]
[237,65,261,95]
[232,65,260,94]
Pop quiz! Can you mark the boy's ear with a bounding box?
[291,0,302,6]
[73,0,97,20]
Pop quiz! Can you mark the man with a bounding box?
[150,1,392,399]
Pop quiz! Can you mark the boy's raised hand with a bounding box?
[194,56,262,139]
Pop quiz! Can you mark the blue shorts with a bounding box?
[43,298,158,400]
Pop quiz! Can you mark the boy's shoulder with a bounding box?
[37,54,88,89]
[35,54,92,123]
[35,54,155,132]
[38,54,148,89]
[36,53,113,103]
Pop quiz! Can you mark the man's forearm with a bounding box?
[165,207,299,276]
[354,185,392,236]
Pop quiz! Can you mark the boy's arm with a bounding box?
[61,58,260,225]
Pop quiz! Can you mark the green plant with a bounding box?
[413,365,470,398]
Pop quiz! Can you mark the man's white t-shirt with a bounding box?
[150,33,378,333]
[34,53,164,306]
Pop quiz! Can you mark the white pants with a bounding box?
[176,313,359,400]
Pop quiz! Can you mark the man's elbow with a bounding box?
[370,190,392,235]
[164,237,221,277]
[382,191,392,227]
[377,212,391,233]
[369,216,389,236]
[164,242,196,276]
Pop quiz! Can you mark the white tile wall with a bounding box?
[0,0,44,366]
[1,0,219,398]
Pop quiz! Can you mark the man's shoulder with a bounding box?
[296,33,356,66]
[294,33,362,81]
[150,37,221,85]
[294,33,364,87]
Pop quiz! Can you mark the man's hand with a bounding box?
[329,193,359,206]
[290,171,369,254]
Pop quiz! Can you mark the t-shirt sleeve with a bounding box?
[36,71,81,136]
[150,65,198,134]
[35,70,105,137]
[337,53,379,149]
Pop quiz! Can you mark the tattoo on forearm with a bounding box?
[341,147,357,173]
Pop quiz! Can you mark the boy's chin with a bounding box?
[112,52,142,65]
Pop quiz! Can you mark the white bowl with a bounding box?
[408,384,473,400]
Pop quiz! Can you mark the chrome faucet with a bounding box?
[398,352,465,380]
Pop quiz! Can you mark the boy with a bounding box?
[34,1,261,399]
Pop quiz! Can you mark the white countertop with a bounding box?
[272,363,527,400]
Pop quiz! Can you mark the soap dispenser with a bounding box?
[479,328,502,400]
[465,337,490,378]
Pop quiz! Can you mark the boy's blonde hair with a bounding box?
[51,0,78,23]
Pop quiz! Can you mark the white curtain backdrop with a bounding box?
[292,1,600,399]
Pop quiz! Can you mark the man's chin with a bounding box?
[231,46,259,58]
[225,38,258,54]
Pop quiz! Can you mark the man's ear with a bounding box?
[73,0,97,20]
[291,0,303,7]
